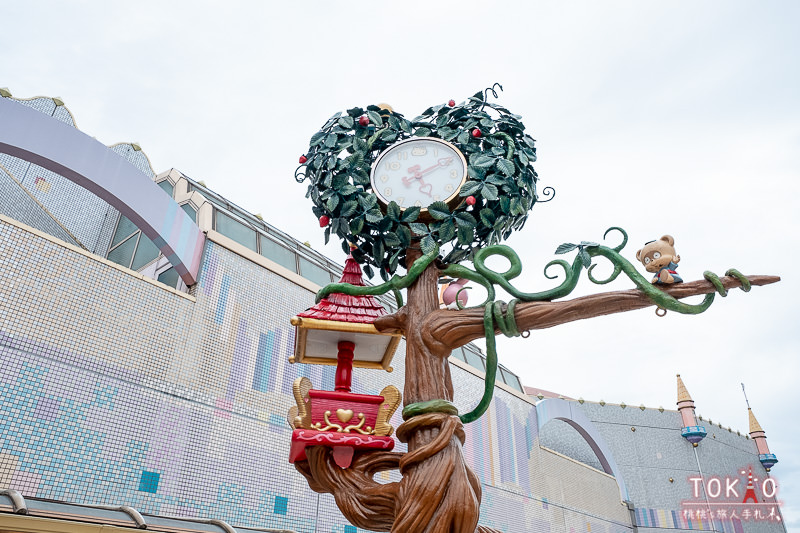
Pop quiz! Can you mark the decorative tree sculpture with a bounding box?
[292,85,779,533]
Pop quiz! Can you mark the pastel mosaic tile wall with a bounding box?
[0,218,632,532]
[0,167,79,247]
[0,97,154,253]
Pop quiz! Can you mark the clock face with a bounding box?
[370,137,467,210]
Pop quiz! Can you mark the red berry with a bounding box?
[319,215,330,227]
[466,196,476,206]
[358,115,370,126]
[472,128,482,138]
[448,99,456,107]
[299,155,307,164]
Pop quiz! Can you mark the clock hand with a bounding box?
[409,157,455,178]
[403,165,422,186]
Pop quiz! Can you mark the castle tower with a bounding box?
[749,407,778,471]
[677,374,706,446]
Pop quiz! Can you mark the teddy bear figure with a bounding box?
[636,235,683,285]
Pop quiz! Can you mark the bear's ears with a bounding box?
[659,235,675,246]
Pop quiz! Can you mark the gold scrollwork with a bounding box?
[374,385,401,436]
[311,411,375,435]
[287,377,313,430]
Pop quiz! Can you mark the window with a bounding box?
[180,203,197,223]
[450,348,467,363]
[131,234,160,270]
[107,233,137,268]
[157,267,180,288]
[462,348,485,371]
[157,180,174,197]
[298,256,333,287]
[111,215,137,247]
[215,210,257,252]
[260,234,297,271]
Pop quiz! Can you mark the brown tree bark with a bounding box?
[380,274,779,353]
[297,267,778,532]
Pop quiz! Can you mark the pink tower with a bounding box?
[749,407,778,471]
[677,374,706,446]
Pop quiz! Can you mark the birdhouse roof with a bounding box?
[296,254,388,324]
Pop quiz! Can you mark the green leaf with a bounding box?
[460,181,482,196]
[470,154,494,169]
[347,107,364,117]
[518,150,529,166]
[438,127,457,140]
[413,127,432,137]
[456,224,474,245]
[310,131,326,146]
[368,110,383,126]
[400,206,421,222]
[384,232,401,247]
[420,234,437,254]
[497,158,515,176]
[373,240,385,261]
[340,200,358,218]
[349,217,364,235]
[438,219,455,241]
[409,222,429,235]
[436,114,449,128]
[381,129,398,142]
[353,137,367,151]
[326,195,339,211]
[326,156,337,170]
[325,133,337,148]
[499,196,511,214]
[479,208,496,226]
[388,116,400,130]
[427,201,451,220]
[363,263,374,278]
[555,243,578,254]
[338,116,354,129]
[358,194,378,209]
[397,225,412,247]
[481,183,498,201]
[454,211,477,228]
[339,184,358,196]
[579,249,592,268]
[365,209,384,223]
[386,201,401,221]
[457,129,471,144]
[400,119,412,133]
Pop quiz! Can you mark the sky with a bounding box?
[3,0,799,528]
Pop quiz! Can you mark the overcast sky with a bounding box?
[4,0,799,528]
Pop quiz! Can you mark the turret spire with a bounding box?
[676,374,706,446]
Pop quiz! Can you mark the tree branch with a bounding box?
[423,274,780,350]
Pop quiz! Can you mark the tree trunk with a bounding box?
[390,247,482,533]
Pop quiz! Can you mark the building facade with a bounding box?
[0,92,784,533]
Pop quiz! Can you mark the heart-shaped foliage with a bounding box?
[295,86,541,280]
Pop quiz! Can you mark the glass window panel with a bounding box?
[107,233,138,269]
[450,347,467,363]
[180,203,197,222]
[298,256,333,287]
[259,235,297,272]
[462,348,485,371]
[131,234,160,271]
[216,211,257,252]
[111,215,138,247]
[157,180,174,197]
[157,267,180,288]
[502,369,523,392]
